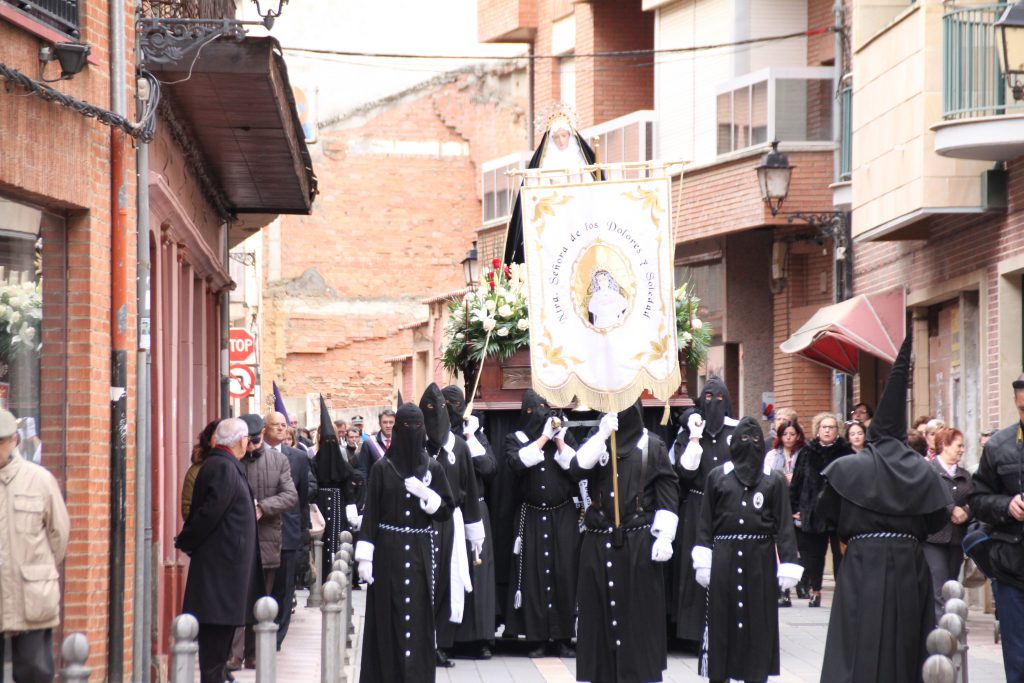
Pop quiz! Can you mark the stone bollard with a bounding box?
[923,654,956,683]
[942,580,965,602]
[59,633,91,683]
[926,628,957,659]
[321,581,343,683]
[944,588,970,683]
[308,538,324,608]
[339,530,353,546]
[254,596,279,683]
[333,567,352,670]
[169,614,199,683]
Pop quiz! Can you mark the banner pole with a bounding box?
[610,432,621,529]
[463,327,494,418]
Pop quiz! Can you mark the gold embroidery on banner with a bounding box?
[531,192,571,239]
[621,185,665,230]
[537,328,583,370]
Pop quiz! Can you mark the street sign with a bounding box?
[229,364,256,399]
[229,328,256,364]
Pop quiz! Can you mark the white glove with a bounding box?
[358,560,374,585]
[518,445,545,468]
[554,426,568,442]
[779,575,799,591]
[351,515,363,531]
[695,567,710,588]
[598,413,619,440]
[542,417,558,440]
[419,489,442,514]
[553,444,575,470]
[470,538,484,556]
[651,536,674,562]
[777,563,803,591]
[687,412,705,440]
[404,476,431,501]
[464,414,480,436]
[345,504,359,526]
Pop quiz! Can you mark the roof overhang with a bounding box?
[780,288,906,375]
[147,34,317,241]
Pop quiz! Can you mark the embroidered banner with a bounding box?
[521,177,680,413]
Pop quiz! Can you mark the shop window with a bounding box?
[0,196,66,482]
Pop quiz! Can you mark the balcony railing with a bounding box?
[140,0,236,19]
[579,110,656,180]
[715,67,834,156]
[942,4,1022,120]
[839,84,852,181]
[8,0,79,37]
[481,151,532,226]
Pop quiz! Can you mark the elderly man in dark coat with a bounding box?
[176,417,262,683]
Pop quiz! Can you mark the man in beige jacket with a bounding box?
[0,408,69,682]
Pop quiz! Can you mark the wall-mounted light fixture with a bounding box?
[995,1,1024,100]
[251,0,288,29]
[39,42,91,82]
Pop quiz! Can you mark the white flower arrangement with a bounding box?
[0,280,42,357]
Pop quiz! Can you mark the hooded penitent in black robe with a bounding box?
[572,402,679,683]
[503,390,581,645]
[420,384,485,651]
[313,395,360,579]
[443,385,500,646]
[817,332,951,683]
[670,377,738,640]
[356,404,454,683]
[694,417,801,682]
[502,127,600,265]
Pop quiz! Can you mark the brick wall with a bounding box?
[478,0,538,43]
[0,1,139,677]
[267,66,528,409]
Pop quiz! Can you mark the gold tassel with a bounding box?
[660,397,671,426]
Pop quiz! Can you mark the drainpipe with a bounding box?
[832,0,853,414]
[221,223,231,417]
[130,62,153,681]
[108,0,128,677]
[527,43,535,149]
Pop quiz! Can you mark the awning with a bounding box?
[780,288,906,374]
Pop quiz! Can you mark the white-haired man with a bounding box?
[177,418,262,683]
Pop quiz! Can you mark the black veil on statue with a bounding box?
[502,128,601,265]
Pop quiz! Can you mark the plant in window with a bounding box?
[675,282,711,369]
[0,280,43,358]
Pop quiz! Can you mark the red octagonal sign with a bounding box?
[229,328,256,364]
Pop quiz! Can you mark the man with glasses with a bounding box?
[849,402,872,427]
[0,408,69,683]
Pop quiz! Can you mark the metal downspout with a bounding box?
[222,223,231,417]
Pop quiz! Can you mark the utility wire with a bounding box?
[282,27,831,61]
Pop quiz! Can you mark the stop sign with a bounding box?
[229,328,256,364]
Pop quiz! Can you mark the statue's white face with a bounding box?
[552,129,571,151]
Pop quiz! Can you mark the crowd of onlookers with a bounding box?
[765,403,984,619]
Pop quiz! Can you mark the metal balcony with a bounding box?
[934,3,1024,161]
[7,0,79,37]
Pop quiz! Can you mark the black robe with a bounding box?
[503,429,581,641]
[358,456,453,683]
[672,421,735,640]
[816,485,947,683]
[455,430,499,643]
[696,462,799,681]
[431,432,484,649]
[314,443,360,578]
[573,431,678,683]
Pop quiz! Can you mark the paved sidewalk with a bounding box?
[224,579,1009,683]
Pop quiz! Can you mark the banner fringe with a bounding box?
[532,363,682,414]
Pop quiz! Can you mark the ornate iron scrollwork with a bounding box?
[138,18,247,66]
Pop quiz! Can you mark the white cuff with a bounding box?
[651,510,679,542]
[354,540,375,563]
[466,435,487,457]
[679,440,702,470]
[464,520,485,542]
[518,444,543,467]
[576,434,607,470]
[345,503,357,519]
[554,444,576,470]
[777,562,804,581]
[691,545,712,570]
[420,489,442,515]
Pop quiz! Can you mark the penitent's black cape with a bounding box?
[822,332,949,516]
[502,129,600,265]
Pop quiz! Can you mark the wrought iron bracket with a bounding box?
[781,210,844,233]
[138,18,253,66]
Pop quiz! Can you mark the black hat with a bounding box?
[240,413,264,437]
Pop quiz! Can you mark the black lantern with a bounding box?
[252,0,288,29]
[755,140,793,216]
[461,241,480,289]
[996,1,1024,101]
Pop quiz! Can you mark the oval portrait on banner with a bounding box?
[570,240,635,332]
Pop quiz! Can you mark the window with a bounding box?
[559,57,576,109]
[481,151,532,225]
[716,68,833,156]
[0,196,66,478]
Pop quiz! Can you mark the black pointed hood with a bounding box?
[315,395,348,486]
[824,329,951,516]
[730,417,766,488]
[442,385,467,436]
[867,332,912,443]
[697,376,732,436]
[389,402,428,474]
[613,400,645,456]
[419,383,450,452]
[519,389,551,440]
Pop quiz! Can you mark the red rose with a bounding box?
[492,258,502,269]
[503,265,511,278]
[486,271,494,281]
[489,281,496,290]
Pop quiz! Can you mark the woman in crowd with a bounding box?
[846,421,867,454]
[789,413,853,607]
[180,419,221,520]
[766,418,807,606]
[923,427,973,621]
[924,418,945,460]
